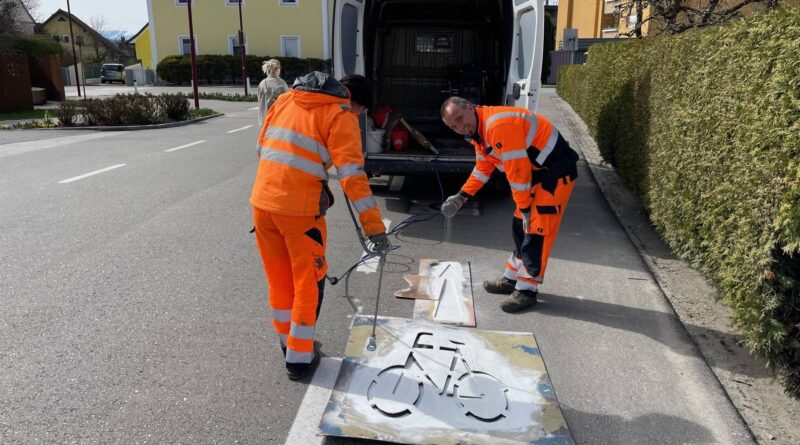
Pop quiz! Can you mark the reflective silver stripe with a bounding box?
[290,322,316,339]
[476,153,486,161]
[489,149,501,160]
[471,168,490,183]
[496,164,505,172]
[286,349,314,364]
[272,309,291,322]
[265,126,331,164]
[484,111,530,132]
[509,181,530,191]
[337,163,366,178]
[352,195,377,213]
[501,149,528,162]
[260,148,327,178]
[279,334,288,346]
[525,115,539,147]
[535,130,559,165]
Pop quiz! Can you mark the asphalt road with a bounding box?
[0,90,754,444]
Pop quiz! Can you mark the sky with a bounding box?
[34,0,149,34]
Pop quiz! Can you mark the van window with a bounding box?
[340,4,359,75]
[517,10,536,78]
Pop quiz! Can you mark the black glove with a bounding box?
[368,232,391,253]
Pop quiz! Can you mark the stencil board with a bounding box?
[319,316,574,445]
[413,259,476,327]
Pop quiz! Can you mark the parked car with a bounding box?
[101,63,125,84]
[333,0,544,175]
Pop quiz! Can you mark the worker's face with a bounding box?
[442,102,476,136]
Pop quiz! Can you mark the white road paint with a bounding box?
[248,106,259,110]
[0,131,127,160]
[226,125,253,134]
[283,357,342,445]
[164,140,206,152]
[356,218,392,274]
[58,164,126,184]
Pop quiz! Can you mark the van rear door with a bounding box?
[505,0,544,112]
[333,0,366,78]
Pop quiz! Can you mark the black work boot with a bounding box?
[500,289,538,313]
[483,277,517,295]
[286,350,320,380]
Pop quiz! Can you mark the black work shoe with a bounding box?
[286,350,320,381]
[483,277,517,295]
[500,289,538,313]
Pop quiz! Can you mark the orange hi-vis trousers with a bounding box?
[253,208,327,365]
[505,176,576,291]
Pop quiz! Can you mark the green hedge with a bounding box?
[558,7,800,396]
[156,54,330,85]
[0,35,63,57]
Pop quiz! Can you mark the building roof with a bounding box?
[17,0,35,24]
[127,23,148,44]
[41,9,118,49]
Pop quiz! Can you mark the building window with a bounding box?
[176,0,193,6]
[280,36,300,57]
[627,14,638,29]
[178,36,197,55]
[57,16,66,22]
[280,0,298,6]
[63,35,70,43]
[602,0,620,31]
[226,0,243,5]
[228,35,247,55]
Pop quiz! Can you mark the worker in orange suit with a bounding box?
[440,97,579,313]
[251,72,390,380]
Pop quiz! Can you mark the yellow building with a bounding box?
[41,9,122,65]
[129,24,153,69]
[145,0,334,70]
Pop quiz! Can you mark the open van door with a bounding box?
[333,0,366,78]
[505,0,545,112]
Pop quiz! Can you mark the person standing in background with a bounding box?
[257,59,289,126]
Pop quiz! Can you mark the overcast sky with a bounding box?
[34,0,148,34]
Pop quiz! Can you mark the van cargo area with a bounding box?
[356,0,514,174]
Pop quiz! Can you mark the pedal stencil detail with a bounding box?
[319,316,574,445]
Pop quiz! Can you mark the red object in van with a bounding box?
[371,106,392,128]
[391,126,408,151]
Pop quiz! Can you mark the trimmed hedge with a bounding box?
[156,54,330,86]
[558,7,800,396]
[55,93,193,126]
[0,35,63,57]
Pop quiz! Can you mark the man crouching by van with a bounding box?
[440,97,579,313]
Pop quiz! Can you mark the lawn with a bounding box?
[0,109,49,121]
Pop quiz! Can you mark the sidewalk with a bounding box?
[544,87,800,445]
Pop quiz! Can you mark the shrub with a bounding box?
[54,101,80,126]
[156,54,330,85]
[558,7,800,396]
[156,93,190,121]
[0,35,63,57]
[120,94,160,125]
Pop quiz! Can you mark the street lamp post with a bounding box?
[65,0,81,97]
[238,0,248,95]
[186,0,200,109]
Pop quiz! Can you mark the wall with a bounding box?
[28,55,65,101]
[132,26,153,69]
[556,0,603,48]
[0,56,33,112]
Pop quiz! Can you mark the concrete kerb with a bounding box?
[0,113,223,131]
[549,94,763,443]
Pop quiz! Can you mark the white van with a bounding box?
[333,0,545,175]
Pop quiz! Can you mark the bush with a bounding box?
[156,54,330,85]
[557,7,800,396]
[121,94,160,125]
[54,101,80,126]
[0,35,63,57]
[156,93,190,121]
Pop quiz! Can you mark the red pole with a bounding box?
[238,0,248,95]
[65,0,81,97]
[187,0,200,109]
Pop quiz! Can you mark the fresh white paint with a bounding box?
[226,125,253,134]
[58,164,127,184]
[164,140,206,152]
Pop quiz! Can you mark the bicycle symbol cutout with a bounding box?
[367,332,509,423]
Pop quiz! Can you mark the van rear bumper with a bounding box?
[364,154,474,175]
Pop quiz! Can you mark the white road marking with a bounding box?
[226,125,253,134]
[164,140,206,152]
[356,218,392,274]
[248,106,259,110]
[58,164,126,184]
[283,357,342,445]
[0,131,127,160]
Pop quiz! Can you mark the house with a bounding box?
[145,0,332,70]
[5,0,36,34]
[128,23,153,69]
[40,9,125,66]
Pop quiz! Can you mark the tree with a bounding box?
[616,0,781,37]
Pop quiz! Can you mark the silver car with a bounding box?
[100,63,125,84]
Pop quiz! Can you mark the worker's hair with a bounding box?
[262,59,281,77]
[440,96,473,117]
[340,74,374,110]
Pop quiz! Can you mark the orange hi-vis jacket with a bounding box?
[459,106,579,213]
[250,72,385,236]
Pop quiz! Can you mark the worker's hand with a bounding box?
[368,232,391,253]
[441,194,467,217]
[521,210,531,234]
